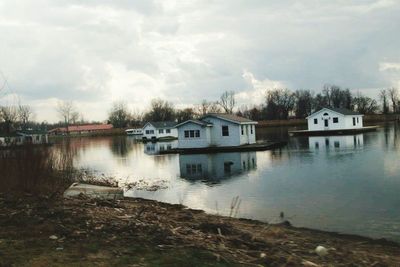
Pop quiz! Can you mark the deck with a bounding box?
[288,126,380,136]
[159,141,287,155]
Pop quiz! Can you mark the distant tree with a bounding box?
[219,91,236,114]
[175,108,195,122]
[144,99,175,121]
[108,101,130,128]
[322,84,352,109]
[0,105,18,133]
[196,99,222,115]
[388,87,399,113]
[18,104,33,128]
[56,101,76,131]
[294,89,313,118]
[379,89,389,114]
[352,93,378,114]
[263,88,295,120]
[70,111,80,125]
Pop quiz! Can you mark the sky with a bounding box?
[0,0,399,122]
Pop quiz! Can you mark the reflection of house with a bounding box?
[142,122,178,141]
[179,152,257,180]
[307,108,363,131]
[48,124,113,135]
[176,114,257,149]
[0,130,49,147]
[309,135,364,151]
[144,141,178,155]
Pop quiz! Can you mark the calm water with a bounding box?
[55,123,400,241]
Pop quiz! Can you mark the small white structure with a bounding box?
[306,108,363,131]
[142,121,178,140]
[125,128,143,135]
[175,113,257,149]
[0,130,49,147]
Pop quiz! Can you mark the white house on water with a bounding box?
[142,121,178,140]
[175,113,258,149]
[306,108,363,131]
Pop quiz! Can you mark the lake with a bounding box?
[54,122,400,242]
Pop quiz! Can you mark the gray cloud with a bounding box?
[0,0,399,122]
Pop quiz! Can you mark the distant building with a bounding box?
[48,124,113,135]
[306,108,363,131]
[0,130,49,147]
[142,121,178,141]
[175,113,257,149]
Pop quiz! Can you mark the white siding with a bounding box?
[177,123,211,148]
[143,124,157,139]
[239,124,256,145]
[202,117,241,147]
[307,109,364,131]
[142,123,178,139]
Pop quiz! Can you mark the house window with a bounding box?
[184,130,200,138]
[166,129,171,134]
[357,117,359,124]
[334,141,340,148]
[250,125,253,134]
[353,117,356,126]
[222,126,229,136]
[241,125,244,135]
[146,130,154,134]
[186,164,203,175]
[159,129,164,134]
[333,117,339,123]
[323,113,329,116]
[314,118,318,124]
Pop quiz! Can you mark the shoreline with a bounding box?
[1,194,399,266]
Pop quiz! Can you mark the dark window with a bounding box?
[325,138,329,147]
[159,129,164,134]
[222,126,229,136]
[184,131,189,138]
[195,130,200,137]
[315,142,319,149]
[189,130,195,138]
[166,129,171,133]
[353,117,356,126]
[333,117,339,123]
[241,125,244,135]
[323,112,329,116]
[250,125,253,134]
[184,130,200,138]
[357,117,359,124]
[314,118,318,124]
[334,141,340,148]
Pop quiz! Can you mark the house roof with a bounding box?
[175,119,213,128]
[145,121,177,129]
[48,124,113,133]
[307,107,362,118]
[202,113,257,124]
[17,130,47,135]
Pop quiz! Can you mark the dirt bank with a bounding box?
[1,194,399,266]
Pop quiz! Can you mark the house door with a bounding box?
[324,119,329,128]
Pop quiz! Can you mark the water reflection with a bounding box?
[144,141,178,155]
[179,152,257,183]
[309,135,364,151]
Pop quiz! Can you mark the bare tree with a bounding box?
[18,104,33,127]
[388,87,398,113]
[56,101,76,132]
[379,89,389,114]
[0,105,18,133]
[108,101,131,128]
[70,111,80,125]
[219,91,236,114]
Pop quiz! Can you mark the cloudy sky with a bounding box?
[0,0,399,122]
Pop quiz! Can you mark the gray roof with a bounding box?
[175,119,213,128]
[202,113,256,124]
[324,108,361,116]
[148,121,177,129]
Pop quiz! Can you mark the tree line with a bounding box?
[1,85,399,132]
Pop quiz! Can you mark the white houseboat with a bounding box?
[125,128,143,135]
[142,121,178,141]
[175,113,258,149]
[289,107,378,136]
[0,130,49,147]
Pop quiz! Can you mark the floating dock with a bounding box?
[288,126,380,136]
[159,141,287,155]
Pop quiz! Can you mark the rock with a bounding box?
[302,260,320,266]
[260,252,267,258]
[315,245,328,257]
[49,235,58,240]
[56,247,64,251]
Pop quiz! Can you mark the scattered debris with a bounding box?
[63,183,123,200]
[124,179,168,191]
[49,235,58,240]
[315,245,328,257]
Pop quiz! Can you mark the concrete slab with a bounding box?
[63,183,124,200]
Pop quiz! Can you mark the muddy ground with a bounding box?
[0,194,399,266]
